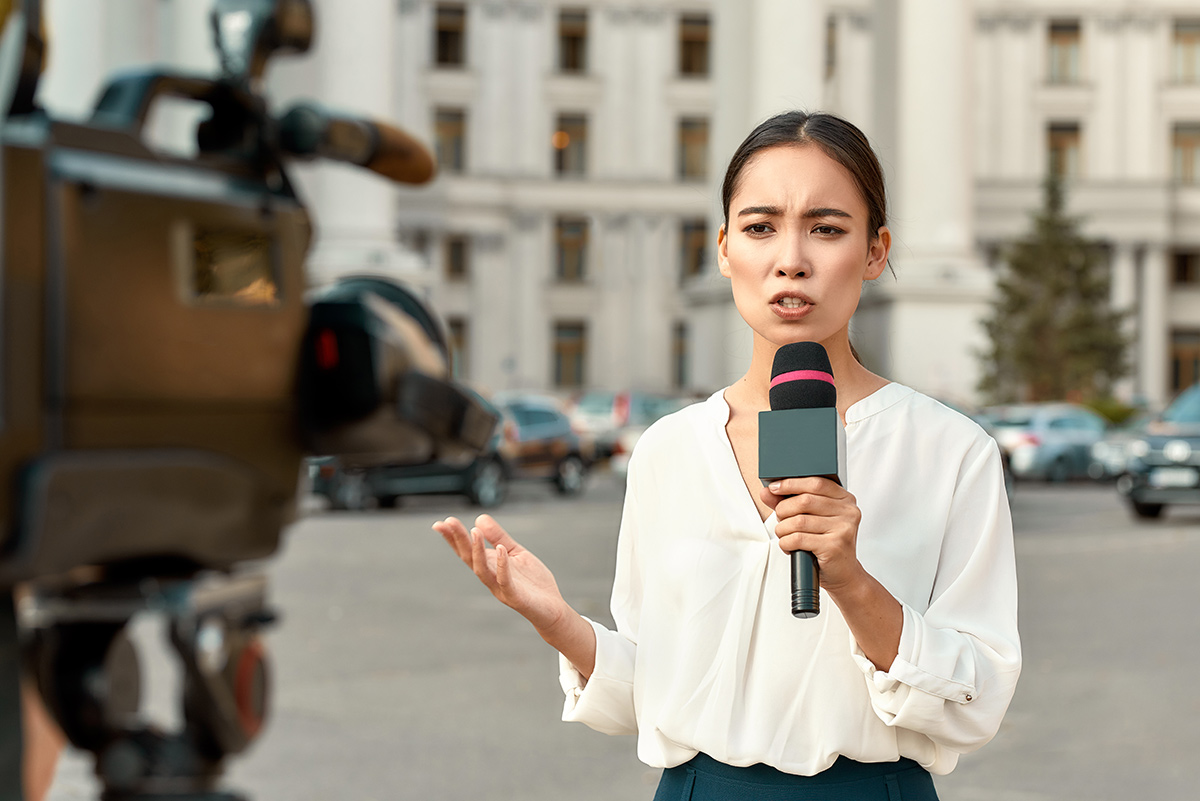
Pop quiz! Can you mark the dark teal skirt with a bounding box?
[654,753,939,801]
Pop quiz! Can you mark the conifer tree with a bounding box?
[978,174,1129,403]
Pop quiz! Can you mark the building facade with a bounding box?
[37,0,1200,408]
[389,0,715,397]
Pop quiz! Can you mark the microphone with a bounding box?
[278,103,436,185]
[758,342,844,619]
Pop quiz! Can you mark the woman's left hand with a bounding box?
[760,476,867,596]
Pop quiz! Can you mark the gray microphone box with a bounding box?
[758,407,844,484]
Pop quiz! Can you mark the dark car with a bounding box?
[310,395,589,510]
[1118,383,1200,519]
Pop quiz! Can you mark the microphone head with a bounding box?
[769,342,836,410]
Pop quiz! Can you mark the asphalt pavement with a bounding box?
[45,473,1200,801]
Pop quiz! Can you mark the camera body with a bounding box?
[0,1,496,796]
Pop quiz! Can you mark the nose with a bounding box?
[774,231,809,278]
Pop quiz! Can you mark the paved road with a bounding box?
[47,474,1200,800]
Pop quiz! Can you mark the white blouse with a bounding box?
[559,383,1021,776]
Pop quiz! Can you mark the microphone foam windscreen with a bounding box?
[769,342,836,411]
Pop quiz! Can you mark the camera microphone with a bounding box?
[279,103,436,185]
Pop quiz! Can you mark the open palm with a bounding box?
[433,514,566,632]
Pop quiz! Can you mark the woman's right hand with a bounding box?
[433,514,567,634]
[433,513,599,679]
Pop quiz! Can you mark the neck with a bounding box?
[734,331,887,418]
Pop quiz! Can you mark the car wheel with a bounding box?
[332,473,370,511]
[467,459,508,508]
[1131,500,1165,520]
[554,454,586,496]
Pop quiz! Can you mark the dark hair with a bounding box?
[721,111,888,240]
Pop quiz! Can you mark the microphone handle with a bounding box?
[791,548,819,618]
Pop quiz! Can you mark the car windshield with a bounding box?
[1162,384,1200,424]
[991,417,1032,428]
[576,392,616,414]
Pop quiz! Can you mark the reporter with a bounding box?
[435,110,1020,799]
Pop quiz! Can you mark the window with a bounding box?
[673,322,688,389]
[1047,20,1081,84]
[680,218,707,281]
[1173,123,1200,184]
[553,322,587,388]
[446,316,468,379]
[444,234,469,281]
[679,13,710,76]
[554,218,589,282]
[559,9,588,73]
[677,117,709,181]
[1174,19,1200,83]
[434,108,466,173]
[1047,122,1081,179]
[1174,252,1200,285]
[1171,331,1200,392]
[433,3,467,67]
[434,3,466,66]
[553,113,588,177]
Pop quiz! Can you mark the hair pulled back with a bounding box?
[721,111,888,240]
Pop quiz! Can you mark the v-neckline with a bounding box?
[715,389,782,527]
[710,384,894,526]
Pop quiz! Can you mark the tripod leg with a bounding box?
[0,592,23,801]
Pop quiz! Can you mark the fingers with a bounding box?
[433,516,472,563]
[473,514,520,553]
[764,476,846,499]
[495,544,510,588]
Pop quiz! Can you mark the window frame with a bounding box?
[434,3,467,68]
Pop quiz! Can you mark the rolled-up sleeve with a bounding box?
[560,619,637,734]
[850,437,1021,754]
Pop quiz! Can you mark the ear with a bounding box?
[717,224,731,278]
[865,226,891,281]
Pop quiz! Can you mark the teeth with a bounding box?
[778,297,808,309]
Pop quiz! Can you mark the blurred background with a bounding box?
[27,0,1200,798]
[43,0,1200,414]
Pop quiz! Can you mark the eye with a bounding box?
[743,223,773,235]
[813,224,844,236]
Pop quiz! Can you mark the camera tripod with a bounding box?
[22,571,273,800]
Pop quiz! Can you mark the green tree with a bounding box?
[978,174,1129,404]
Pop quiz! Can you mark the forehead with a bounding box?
[732,144,865,213]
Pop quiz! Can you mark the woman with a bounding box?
[434,111,1020,799]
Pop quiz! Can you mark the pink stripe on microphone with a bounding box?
[770,369,835,388]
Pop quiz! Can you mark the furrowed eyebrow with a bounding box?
[735,205,853,219]
[737,205,783,217]
[803,207,852,219]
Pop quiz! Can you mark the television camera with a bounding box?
[0,1,497,798]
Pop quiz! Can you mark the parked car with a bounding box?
[568,390,691,460]
[310,395,590,510]
[1088,411,1153,481]
[986,402,1109,482]
[1118,382,1200,519]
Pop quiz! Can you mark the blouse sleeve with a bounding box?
[850,436,1022,754]
[558,458,644,735]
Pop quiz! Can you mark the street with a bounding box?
[48,473,1200,800]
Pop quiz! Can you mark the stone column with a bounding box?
[286,0,423,289]
[1139,245,1170,407]
[859,0,993,402]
